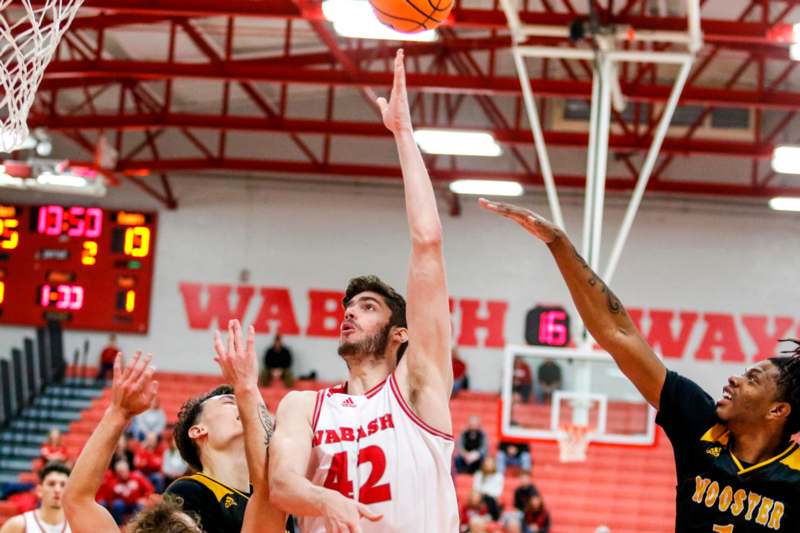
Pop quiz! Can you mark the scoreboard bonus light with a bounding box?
[0,204,157,333]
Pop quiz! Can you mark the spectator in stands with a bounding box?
[467,516,490,533]
[536,359,562,403]
[260,334,294,387]
[133,432,165,493]
[40,428,69,466]
[162,435,189,486]
[96,334,119,382]
[496,439,532,475]
[0,462,72,533]
[130,397,167,441]
[472,455,504,521]
[501,513,524,533]
[459,491,489,533]
[512,358,533,403]
[112,434,134,469]
[454,415,488,474]
[513,471,540,513]
[99,459,154,524]
[523,494,551,533]
[452,347,468,396]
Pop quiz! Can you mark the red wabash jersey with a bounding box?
[297,374,458,533]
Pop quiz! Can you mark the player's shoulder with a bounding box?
[278,390,317,412]
[774,443,800,481]
[166,475,218,501]
[0,513,25,533]
[167,473,248,506]
[660,370,715,409]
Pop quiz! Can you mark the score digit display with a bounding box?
[0,204,157,332]
[525,305,571,347]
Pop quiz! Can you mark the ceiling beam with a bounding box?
[42,59,800,111]
[72,2,784,47]
[106,156,800,198]
[31,112,773,159]
[76,0,302,18]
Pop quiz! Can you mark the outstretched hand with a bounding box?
[214,319,259,392]
[322,490,383,533]
[376,49,413,135]
[111,351,158,419]
[479,198,561,244]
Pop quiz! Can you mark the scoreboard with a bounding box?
[0,203,157,333]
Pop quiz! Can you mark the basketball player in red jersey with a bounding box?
[269,49,458,533]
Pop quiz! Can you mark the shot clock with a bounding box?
[525,305,571,347]
[0,204,157,332]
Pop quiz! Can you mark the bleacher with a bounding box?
[2,371,676,532]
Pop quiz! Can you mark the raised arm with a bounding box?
[63,352,157,533]
[213,320,285,533]
[480,199,666,407]
[269,391,381,532]
[376,50,452,406]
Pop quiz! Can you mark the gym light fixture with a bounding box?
[769,197,800,212]
[414,129,503,157]
[321,0,437,42]
[449,180,524,197]
[791,43,800,61]
[771,145,800,174]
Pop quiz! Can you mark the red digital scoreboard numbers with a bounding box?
[0,204,157,333]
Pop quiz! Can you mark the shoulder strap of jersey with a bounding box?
[311,390,325,431]
[176,473,249,502]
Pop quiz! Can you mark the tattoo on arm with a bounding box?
[571,246,624,315]
[258,402,275,447]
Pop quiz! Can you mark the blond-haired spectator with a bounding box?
[473,455,504,521]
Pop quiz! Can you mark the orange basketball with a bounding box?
[367,0,453,33]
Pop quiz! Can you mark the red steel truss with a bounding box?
[22,0,800,206]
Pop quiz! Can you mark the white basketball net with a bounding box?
[0,0,84,153]
[557,424,590,463]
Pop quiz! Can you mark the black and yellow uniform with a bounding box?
[166,473,295,533]
[657,370,800,532]
[166,472,249,532]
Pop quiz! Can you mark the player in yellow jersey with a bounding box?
[481,198,800,533]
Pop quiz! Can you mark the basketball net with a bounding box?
[0,0,84,152]
[557,424,590,463]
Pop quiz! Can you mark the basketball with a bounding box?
[367,0,453,33]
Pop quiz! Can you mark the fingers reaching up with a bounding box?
[111,351,158,418]
[479,198,560,244]
[376,49,412,134]
[213,319,259,391]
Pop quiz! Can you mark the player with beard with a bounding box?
[269,48,458,533]
[480,198,800,533]
[0,463,72,533]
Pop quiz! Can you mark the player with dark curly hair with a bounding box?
[167,319,288,532]
[481,198,800,533]
[63,350,285,533]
